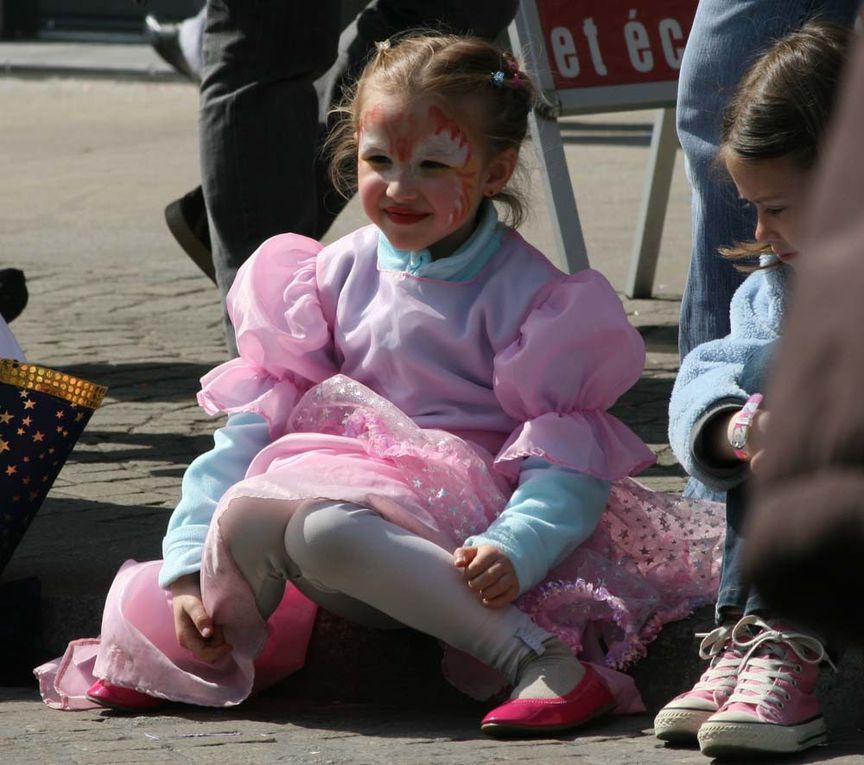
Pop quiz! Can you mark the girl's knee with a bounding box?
[219,497,292,573]
[218,497,258,556]
[284,501,365,575]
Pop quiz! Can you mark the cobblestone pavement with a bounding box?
[1,71,862,763]
[3,687,864,765]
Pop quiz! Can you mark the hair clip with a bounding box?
[503,55,520,75]
[375,39,391,53]
[491,70,506,87]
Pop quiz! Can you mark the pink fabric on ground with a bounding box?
[35,639,101,710]
[35,559,317,709]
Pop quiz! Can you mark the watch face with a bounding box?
[730,429,747,450]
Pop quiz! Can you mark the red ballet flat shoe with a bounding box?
[86,679,166,712]
[480,665,616,737]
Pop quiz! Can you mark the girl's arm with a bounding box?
[699,405,769,465]
[458,457,610,598]
[159,412,270,589]
[669,269,784,490]
[473,270,652,602]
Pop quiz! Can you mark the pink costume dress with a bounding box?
[37,226,723,711]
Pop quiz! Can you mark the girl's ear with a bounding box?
[483,148,518,197]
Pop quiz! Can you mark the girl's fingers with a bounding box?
[464,553,498,578]
[482,595,513,608]
[467,562,506,591]
[453,546,477,568]
[177,622,205,653]
[175,602,231,662]
[184,601,214,638]
[209,624,229,649]
[478,573,515,601]
[197,640,233,663]
[180,620,232,662]
[481,584,518,608]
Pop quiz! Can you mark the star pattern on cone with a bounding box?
[0,376,102,574]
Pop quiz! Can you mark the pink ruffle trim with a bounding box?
[198,233,339,436]
[494,410,657,482]
[198,361,304,439]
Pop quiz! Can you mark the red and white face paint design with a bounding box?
[357,93,495,260]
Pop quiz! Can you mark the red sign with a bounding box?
[536,1,698,90]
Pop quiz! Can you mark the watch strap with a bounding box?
[729,393,764,462]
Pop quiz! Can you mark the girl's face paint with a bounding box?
[356,93,505,260]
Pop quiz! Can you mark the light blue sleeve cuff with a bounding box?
[159,412,270,588]
[464,457,610,594]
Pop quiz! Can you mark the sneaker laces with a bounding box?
[725,615,836,710]
[691,623,741,694]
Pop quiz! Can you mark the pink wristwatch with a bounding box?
[728,393,764,462]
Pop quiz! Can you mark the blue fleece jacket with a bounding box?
[668,261,788,491]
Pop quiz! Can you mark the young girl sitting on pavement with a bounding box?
[654,20,850,759]
[38,33,722,737]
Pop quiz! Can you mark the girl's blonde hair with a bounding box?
[326,33,538,228]
[717,20,849,268]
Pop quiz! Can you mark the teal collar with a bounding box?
[377,202,504,282]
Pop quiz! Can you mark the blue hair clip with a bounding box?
[491,70,506,87]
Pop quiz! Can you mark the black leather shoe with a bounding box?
[165,186,216,284]
[144,15,200,84]
[0,268,28,323]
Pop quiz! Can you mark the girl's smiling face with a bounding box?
[725,153,812,268]
[356,90,515,260]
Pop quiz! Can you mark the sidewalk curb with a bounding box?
[0,61,186,82]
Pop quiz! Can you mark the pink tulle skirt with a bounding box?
[37,376,723,712]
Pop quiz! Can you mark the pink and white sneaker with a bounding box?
[697,616,834,758]
[654,623,742,743]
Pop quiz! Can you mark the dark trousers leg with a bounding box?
[200,0,341,354]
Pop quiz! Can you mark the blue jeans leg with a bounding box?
[677,0,860,359]
[715,482,767,623]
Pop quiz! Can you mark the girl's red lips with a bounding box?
[384,207,429,224]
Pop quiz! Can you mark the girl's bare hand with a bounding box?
[454,544,520,608]
[168,573,232,663]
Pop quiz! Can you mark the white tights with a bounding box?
[220,498,554,685]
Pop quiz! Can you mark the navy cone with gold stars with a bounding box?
[0,360,106,576]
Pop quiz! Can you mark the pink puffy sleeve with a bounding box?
[197,234,338,438]
[493,270,656,482]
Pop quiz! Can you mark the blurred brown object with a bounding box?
[744,27,864,640]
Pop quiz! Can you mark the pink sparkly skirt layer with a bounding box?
[37,376,723,712]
